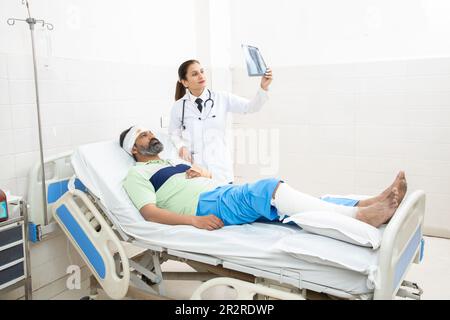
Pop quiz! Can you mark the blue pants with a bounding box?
[196,178,281,226]
[196,179,359,226]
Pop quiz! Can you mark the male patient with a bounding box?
[121,126,407,231]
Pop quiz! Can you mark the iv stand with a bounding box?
[7,1,54,226]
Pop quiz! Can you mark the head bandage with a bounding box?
[122,125,148,156]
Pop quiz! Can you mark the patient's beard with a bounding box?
[139,139,164,156]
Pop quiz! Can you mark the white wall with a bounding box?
[0,0,198,198]
[229,0,450,238]
[0,0,200,299]
[230,0,450,66]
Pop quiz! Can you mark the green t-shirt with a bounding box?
[123,159,221,216]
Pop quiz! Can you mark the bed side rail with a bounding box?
[374,190,426,300]
[52,189,130,300]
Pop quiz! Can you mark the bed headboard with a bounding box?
[27,151,86,227]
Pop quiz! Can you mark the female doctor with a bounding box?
[169,59,273,183]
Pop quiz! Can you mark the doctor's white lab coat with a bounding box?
[168,88,269,183]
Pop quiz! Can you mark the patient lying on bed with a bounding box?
[120,126,408,231]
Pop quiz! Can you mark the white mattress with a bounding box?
[71,136,377,298]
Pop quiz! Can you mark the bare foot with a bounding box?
[356,188,399,228]
[396,175,408,206]
[357,171,404,207]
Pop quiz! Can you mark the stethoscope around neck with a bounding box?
[181,89,216,131]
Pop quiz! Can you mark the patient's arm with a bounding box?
[140,204,223,231]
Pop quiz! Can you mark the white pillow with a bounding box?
[271,232,379,283]
[283,211,383,249]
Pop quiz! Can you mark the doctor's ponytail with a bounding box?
[175,59,200,101]
[175,81,186,101]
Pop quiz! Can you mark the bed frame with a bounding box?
[28,152,426,300]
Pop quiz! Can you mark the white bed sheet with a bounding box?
[71,137,376,297]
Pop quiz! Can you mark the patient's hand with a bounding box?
[192,215,224,231]
[186,169,202,179]
[186,165,212,179]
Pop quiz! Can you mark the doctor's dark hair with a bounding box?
[175,59,200,101]
[119,127,137,161]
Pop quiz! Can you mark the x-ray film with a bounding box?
[242,44,268,77]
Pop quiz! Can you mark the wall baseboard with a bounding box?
[424,227,450,240]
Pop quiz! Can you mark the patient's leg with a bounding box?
[273,183,400,227]
[357,171,407,207]
[272,183,359,218]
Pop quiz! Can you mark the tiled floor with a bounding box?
[399,236,450,300]
[52,236,450,300]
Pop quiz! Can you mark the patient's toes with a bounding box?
[384,188,398,211]
[393,187,399,200]
[396,179,408,204]
[401,179,408,193]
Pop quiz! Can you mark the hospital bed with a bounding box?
[27,133,426,300]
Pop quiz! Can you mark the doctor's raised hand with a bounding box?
[169,59,273,184]
[260,68,273,91]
